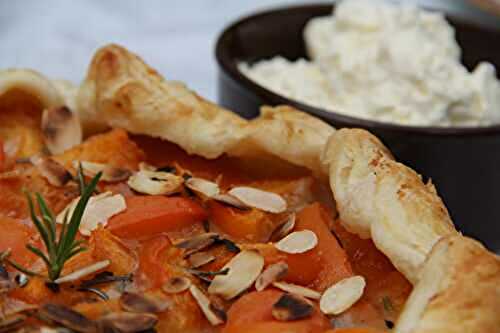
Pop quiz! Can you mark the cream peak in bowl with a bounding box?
[239,0,500,127]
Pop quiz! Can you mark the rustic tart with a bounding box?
[0,45,498,333]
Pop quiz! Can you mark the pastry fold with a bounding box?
[76,44,334,177]
[0,69,65,109]
[395,235,500,333]
[322,128,457,283]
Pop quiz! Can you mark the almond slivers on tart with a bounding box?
[0,45,498,333]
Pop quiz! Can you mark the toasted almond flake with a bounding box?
[1,297,38,318]
[138,162,157,171]
[101,167,131,183]
[211,193,249,209]
[127,170,183,195]
[73,160,104,176]
[189,284,224,326]
[100,312,158,333]
[175,232,219,256]
[56,192,100,224]
[31,155,72,187]
[269,213,296,242]
[54,260,110,284]
[228,187,287,213]
[185,177,220,198]
[272,293,314,321]
[42,106,82,155]
[187,268,229,284]
[39,303,96,333]
[275,230,317,254]
[208,250,264,300]
[320,276,366,315]
[188,252,216,268]
[120,292,169,313]
[255,261,288,291]
[56,192,127,236]
[0,314,26,332]
[272,282,321,300]
[162,277,191,294]
[74,161,131,183]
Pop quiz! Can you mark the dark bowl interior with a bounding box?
[215,3,500,251]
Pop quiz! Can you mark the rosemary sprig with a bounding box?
[22,165,101,281]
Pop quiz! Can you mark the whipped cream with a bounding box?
[239,57,336,111]
[241,0,500,127]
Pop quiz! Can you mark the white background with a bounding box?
[0,0,498,101]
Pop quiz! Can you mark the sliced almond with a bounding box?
[189,284,224,326]
[57,191,112,223]
[138,162,157,172]
[185,177,220,198]
[78,193,126,236]
[56,192,92,224]
[39,303,96,333]
[228,187,287,213]
[119,292,169,313]
[272,282,321,300]
[208,250,264,300]
[269,213,296,242]
[56,192,127,236]
[174,233,219,256]
[162,277,191,294]
[127,170,183,195]
[74,161,131,183]
[42,106,82,155]
[272,293,314,321]
[275,230,317,254]
[319,276,366,315]
[100,312,158,333]
[211,193,249,209]
[31,155,72,187]
[255,261,288,291]
[188,252,216,268]
[54,260,110,284]
[0,314,26,332]
[101,168,131,183]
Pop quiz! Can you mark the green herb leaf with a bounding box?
[26,244,51,267]
[20,164,102,281]
[36,193,56,239]
[57,208,70,254]
[4,258,39,277]
[58,171,101,257]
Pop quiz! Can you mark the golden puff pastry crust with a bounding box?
[242,105,335,176]
[76,44,248,158]
[323,128,456,284]
[0,69,65,109]
[395,235,500,333]
[0,70,81,157]
[76,45,334,176]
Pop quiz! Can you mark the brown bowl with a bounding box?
[215,3,500,251]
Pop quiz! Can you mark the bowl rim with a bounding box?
[215,2,500,137]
